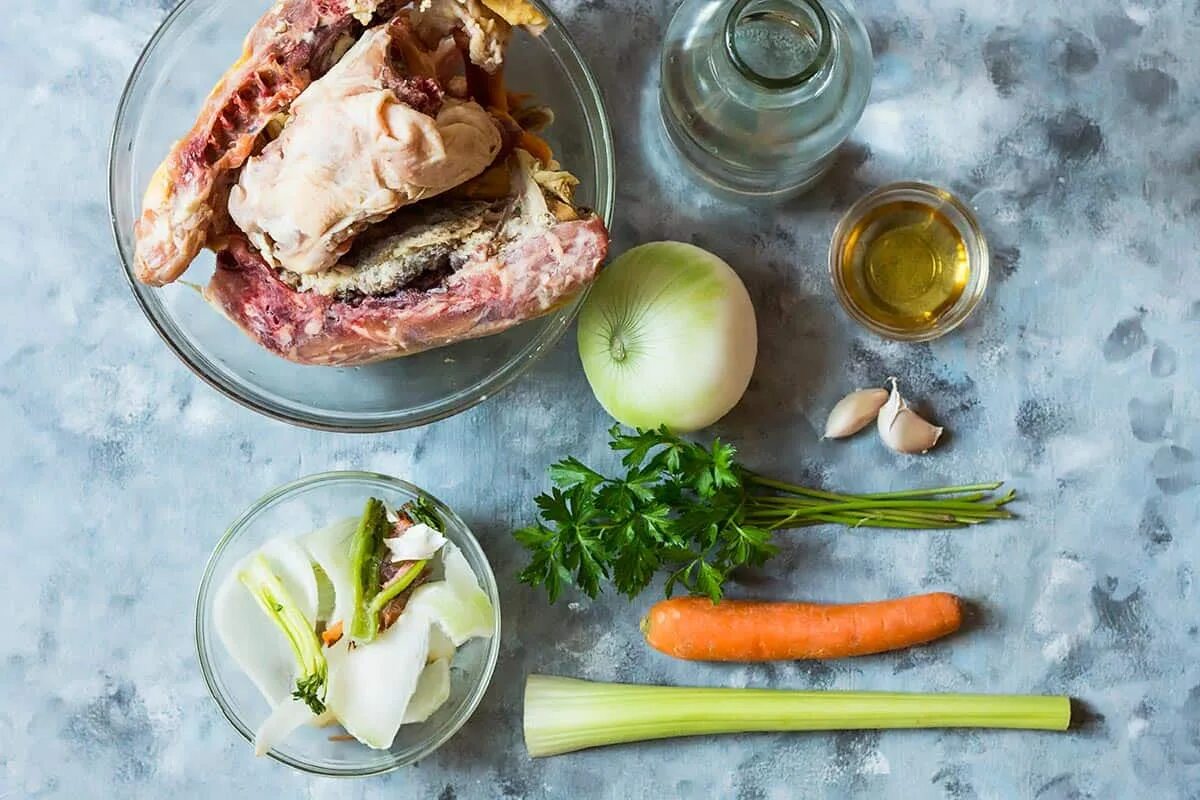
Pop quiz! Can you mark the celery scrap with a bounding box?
[238,554,328,714]
[349,498,390,642]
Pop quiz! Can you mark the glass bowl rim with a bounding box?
[828,180,990,342]
[193,470,502,777]
[107,0,615,433]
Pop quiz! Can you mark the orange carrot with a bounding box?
[321,620,344,647]
[486,69,509,114]
[506,90,533,110]
[517,131,554,165]
[641,594,963,661]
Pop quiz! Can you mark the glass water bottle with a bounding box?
[659,0,873,198]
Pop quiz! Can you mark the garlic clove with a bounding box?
[823,388,889,439]
[877,377,904,429]
[877,378,944,454]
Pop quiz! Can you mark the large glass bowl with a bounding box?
[109,0,614,431]
[195,471,501,776]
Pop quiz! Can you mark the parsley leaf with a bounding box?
[515,426,1015,603]
[516,426,759,603]
[549,457,604,490]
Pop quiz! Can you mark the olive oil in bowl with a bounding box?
[830,183,989,341]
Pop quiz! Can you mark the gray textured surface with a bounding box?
[2,0,1199,797]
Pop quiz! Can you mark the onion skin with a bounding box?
[577,241,758,432]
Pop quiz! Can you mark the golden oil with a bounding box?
[836,200,971,332]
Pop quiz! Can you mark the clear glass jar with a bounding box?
[660,0,873,199]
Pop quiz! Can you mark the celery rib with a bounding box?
[524,676,1071,757]
[239,554,328,714]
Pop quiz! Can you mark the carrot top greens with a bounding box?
[515,426,1016,603]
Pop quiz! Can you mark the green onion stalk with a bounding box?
[348,498,389,642]
[524,676,1071,757]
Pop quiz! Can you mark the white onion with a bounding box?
[576,242,757,432]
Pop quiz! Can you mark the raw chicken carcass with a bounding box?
[206,152,608,365]
[228,19,502,276]
[134,0,394,286]
[206,216,608,365]
[411,0,537,72]
[132,0,543,287]
[133,0,611,368]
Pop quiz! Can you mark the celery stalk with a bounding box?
[349,498,389,642]
[358,559,428,642]
[523,675,1071,757]
[238,554,327,714]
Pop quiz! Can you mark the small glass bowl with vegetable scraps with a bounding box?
[195,471,500,776]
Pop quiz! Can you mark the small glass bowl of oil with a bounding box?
[829,182,989,341]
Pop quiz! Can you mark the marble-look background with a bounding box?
[3,0,1199,797]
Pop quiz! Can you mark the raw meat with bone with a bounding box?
[132,0,535,286]
[228,18,502,276]
[206,215,608,365]
[134,0,394,286]
[134,0,608,367]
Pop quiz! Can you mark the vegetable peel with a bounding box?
[408,544,495,645]
[214,537,321,707]
[403,658,453,724]
[302,518,358,631]
[385,523,448,562]
[325,608,432,749]
[217,499,495,755]
[254,697,315,757]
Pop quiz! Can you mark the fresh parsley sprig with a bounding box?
[516,426,776,603]
[515,425,1016,604]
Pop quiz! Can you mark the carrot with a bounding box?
[321,620,344,647]
[641,593,963,661]
[506,90,533,110]
[485,69,509,114]
[517,131,554,165]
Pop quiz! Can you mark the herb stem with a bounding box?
[517,426,1018,603]
[746,475,1005,501]
[746,496,1011,521]
[744,512,959,530]
[745,499,1012,517]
